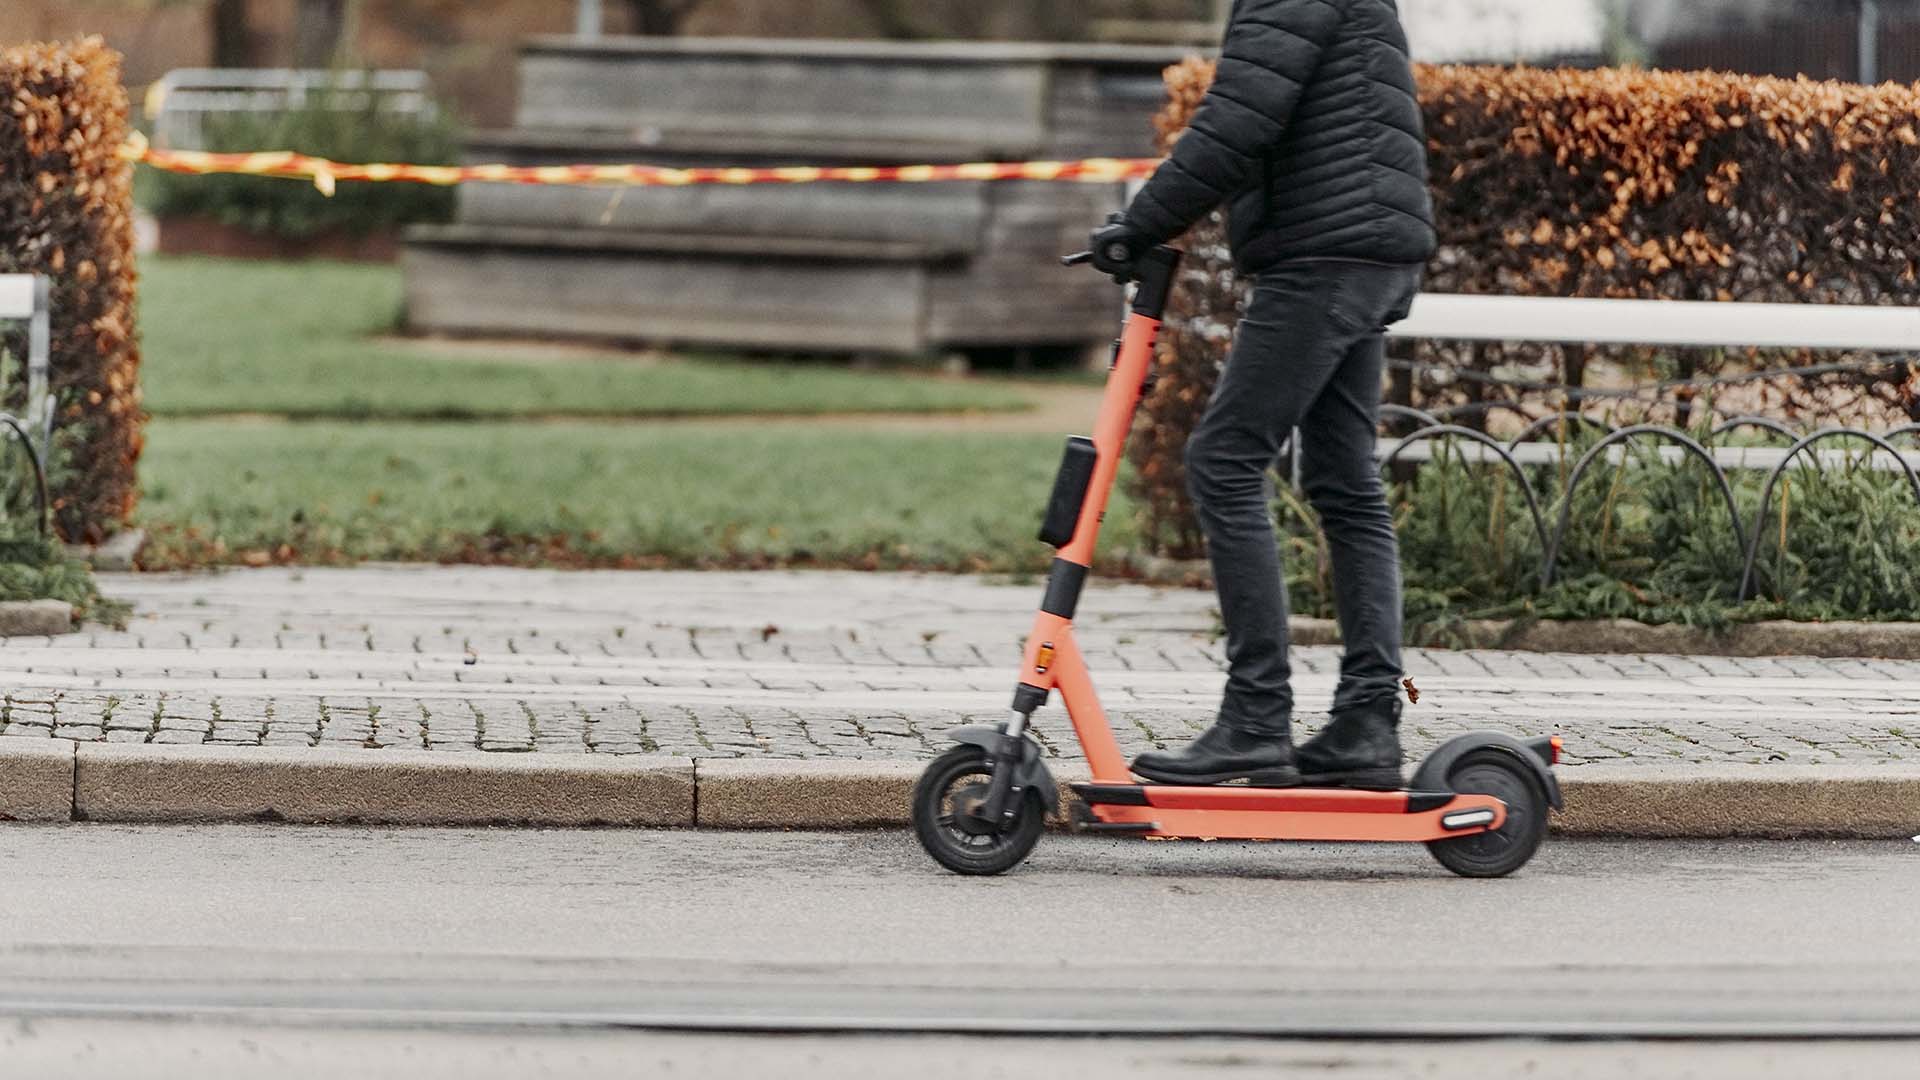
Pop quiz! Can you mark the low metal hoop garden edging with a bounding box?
[1542,425,1748,589]
[0,412,50,539]
[1378,404,1444,433]
[1372,412,1919,610]
[1379,424,1552,584]
[1735,427,1920,603]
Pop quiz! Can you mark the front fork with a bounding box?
[978,682,1052,827]
[979,712,1034,827]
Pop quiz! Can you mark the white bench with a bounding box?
[0,274,53,535]
[0,274,51,453]
[1390,293,1920,352]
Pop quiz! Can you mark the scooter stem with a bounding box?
[991,247,1182,790]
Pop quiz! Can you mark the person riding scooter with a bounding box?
[1090,0,1436,791]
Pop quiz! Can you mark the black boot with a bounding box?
[1130,719,1301,787]
[1297,697,1404,790]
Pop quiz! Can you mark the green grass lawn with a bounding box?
[136,419,1138,572]
[139,257,1030,420]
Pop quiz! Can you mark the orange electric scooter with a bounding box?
[911,243,1562,879]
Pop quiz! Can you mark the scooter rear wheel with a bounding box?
[1426,750,1549,879]
[913,745,1045,876]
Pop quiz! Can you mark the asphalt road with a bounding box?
[0,826,1914,1077]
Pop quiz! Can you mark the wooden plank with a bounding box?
[517,53,1051,158]
[519,37,1197,68]
[1043,65,1182,159]
[463,127,1015,166]
[406,224,965,263]
[1091,19,1225,46]
[924,182,1122,347]
[403,245,930,354]
[453,181,988,252]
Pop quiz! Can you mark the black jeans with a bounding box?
[1186,260,1422,730]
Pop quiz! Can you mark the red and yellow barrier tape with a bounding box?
[120,133,1159,195]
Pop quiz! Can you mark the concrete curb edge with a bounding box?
[67,743,694,826]
[4,744,1916,838]
[0,599,74,638]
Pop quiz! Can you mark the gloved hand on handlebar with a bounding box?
[1087,212,1152,284]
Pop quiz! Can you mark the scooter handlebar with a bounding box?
[1064,240,1139,269]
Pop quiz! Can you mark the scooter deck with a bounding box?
[1072,782,1508,843]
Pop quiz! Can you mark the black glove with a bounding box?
[1087,213,1151,284]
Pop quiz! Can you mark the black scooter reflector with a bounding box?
[1039,437,1099,548]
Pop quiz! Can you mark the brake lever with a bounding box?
[1061,251,1094,267]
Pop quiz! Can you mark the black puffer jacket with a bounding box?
[1124,0,1435,273]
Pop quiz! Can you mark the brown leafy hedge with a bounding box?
[0,37,142,543]
[1130,59,1920,557]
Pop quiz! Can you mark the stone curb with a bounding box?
[697,759,923,828]
[70,744,694,826]
[2,746,1914,838]
[1554,763,1920,838]
[0,599,74,638]
[0,740,75,822]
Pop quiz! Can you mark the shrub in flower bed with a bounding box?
[0,36,142,544]
[1346,440,1920,636]
[0,534,124,626]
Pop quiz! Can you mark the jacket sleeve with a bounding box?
[1124,0,1343,244]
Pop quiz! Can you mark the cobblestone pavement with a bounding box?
[2,567,1917,769]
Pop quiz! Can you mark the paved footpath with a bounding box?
[2,566,1917,771]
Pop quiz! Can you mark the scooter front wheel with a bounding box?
[1426,750,1549,879]
[913,745,1045,876]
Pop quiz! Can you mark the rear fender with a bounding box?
[1410,731,1563,811]
[947,725,1059,817]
